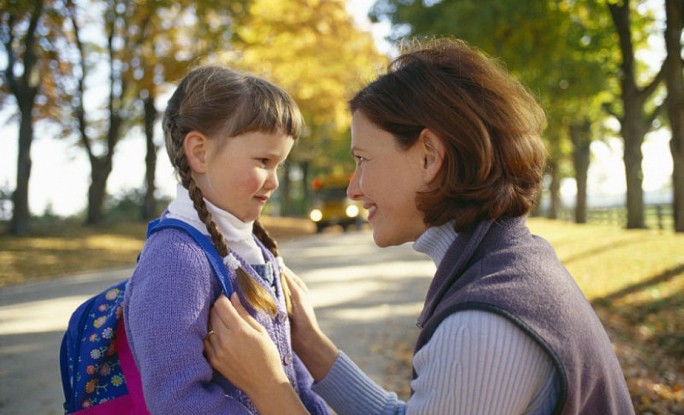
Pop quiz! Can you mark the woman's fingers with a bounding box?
[209,294,235,325]
[280,270,338,381]
[228,292,264,332]
[210,293,262,333]
[282,268,308,309]
[204,293,294,399]
[206,294,263,364]
[205,295,237,360]
[283,266,308,293]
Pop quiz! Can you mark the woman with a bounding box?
[204,38,634,415]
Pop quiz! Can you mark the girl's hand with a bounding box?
[205,294,308,414]
[281,268,339,381]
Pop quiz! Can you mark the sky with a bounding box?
[0,1,674,218]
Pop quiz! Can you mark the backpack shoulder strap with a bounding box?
[146,218,233,296]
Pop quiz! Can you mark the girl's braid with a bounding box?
[253,220,279,257]
[254,220,293,314]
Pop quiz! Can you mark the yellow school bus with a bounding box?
[308,174,366,233]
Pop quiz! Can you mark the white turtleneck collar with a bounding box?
[413,220,458,267]
[166,184,265,264]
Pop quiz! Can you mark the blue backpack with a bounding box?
[59,218,233,414]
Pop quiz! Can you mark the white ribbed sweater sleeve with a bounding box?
[409,310,559,414]
[312,310,559,415]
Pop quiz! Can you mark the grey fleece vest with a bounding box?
[414,216,634,415]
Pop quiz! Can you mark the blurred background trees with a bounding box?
[1,0,682,232]
[371,0,682,231]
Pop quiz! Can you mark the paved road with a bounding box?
[0,229,434,414]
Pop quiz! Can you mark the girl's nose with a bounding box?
[266,170,279,190]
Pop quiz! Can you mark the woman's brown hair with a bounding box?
[349,38,547,232]
[163,65,302,315]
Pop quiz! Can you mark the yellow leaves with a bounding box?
[629,377,684,413]
[221,0,388,138]
[247,0,319,26]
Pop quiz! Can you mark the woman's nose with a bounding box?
[347,172,361,200]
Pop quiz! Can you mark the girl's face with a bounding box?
[193,130,294,222]
[347,112,430,247]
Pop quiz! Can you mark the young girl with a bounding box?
[123,65,330,414]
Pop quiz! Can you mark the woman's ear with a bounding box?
[183,131,209,174]
[419,128,446,183]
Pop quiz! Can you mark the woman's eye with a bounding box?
[354,155,366,165]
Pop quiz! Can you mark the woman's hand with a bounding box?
[205,293,309,414]
[281,268,339,381]
[281,266,320,350]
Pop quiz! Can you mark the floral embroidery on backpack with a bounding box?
[65,282,130,411]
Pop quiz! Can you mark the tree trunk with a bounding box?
[571,119,592,224]
[547,159,561,220]
[7,0,44,235]
[84,107,122,225]
[622,109,647,229]
[10,100,35,235]
[142,95,158,220]
[609,1,658,229]
[86,156,113,225]
[665,0,684,232]
[84,111,122,225]
[82,11,126,226]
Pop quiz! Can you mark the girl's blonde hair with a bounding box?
[162,65,303,315]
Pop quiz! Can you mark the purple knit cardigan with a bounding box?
[123,227,329,415]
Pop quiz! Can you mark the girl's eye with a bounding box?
[354,155,366,165]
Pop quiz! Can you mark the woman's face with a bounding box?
[347,111,429,247]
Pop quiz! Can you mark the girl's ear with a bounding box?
[183,131,209,174]
[419,128,446,183]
